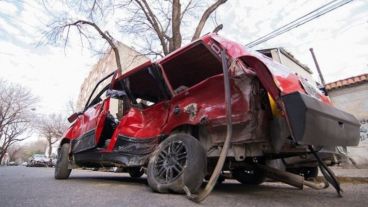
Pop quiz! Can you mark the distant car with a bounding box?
[27,154,52,167]
[7,161,17,166]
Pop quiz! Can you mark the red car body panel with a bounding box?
[63,100,107,139]
[162,74,249,132]
[117,101,169,138]
[106,102,169,151]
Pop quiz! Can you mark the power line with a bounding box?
[246,0,354,48]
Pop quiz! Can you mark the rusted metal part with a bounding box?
[304,179,329,190]
[257,164,304,189]
[183,103,198,121]
[256,164,328,190]
[197,59,271,160]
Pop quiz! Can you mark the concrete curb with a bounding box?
[317,176,368,184]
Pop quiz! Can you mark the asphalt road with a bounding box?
[0,166,367,207]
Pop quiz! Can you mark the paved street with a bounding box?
[0,166,367,207]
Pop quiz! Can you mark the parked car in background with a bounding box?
[55,34,360,197]
[27,154,52,167]
[7,161,17,166]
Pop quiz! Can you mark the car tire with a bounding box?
[128,167,144,178]
[232,166,266,185]
[54,143,72,179]
[147,133,206,194]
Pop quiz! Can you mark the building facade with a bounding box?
[325,73,368,167]
[258,48,314,83]
[76,42,149,111]
[325,73,368,141]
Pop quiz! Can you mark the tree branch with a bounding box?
[65,20,122,73]
[134,0,169,55]
[192,0,227,41]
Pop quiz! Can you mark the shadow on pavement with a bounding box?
[68,174,148,186]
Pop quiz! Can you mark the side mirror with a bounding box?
[106,89,127,99]
[67,112,81,123]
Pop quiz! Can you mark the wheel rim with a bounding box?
[154,140,187,184]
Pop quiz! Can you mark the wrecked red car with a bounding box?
[55,34,360,200]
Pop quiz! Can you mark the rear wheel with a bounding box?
[147,133,206,194]
[54,143,71,179]
[128,167,144,178]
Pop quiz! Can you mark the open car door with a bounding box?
[71,73,114,154]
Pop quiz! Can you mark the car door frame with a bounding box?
[71,72,115,154]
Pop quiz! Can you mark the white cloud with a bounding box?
[0,1,18,16]
[0,41,96,114]
[0,18,22,36]
[217,0,368,83]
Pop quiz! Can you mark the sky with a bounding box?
[0,0,367,117]
[218,0,368,82]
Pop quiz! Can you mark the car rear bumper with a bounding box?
[282,92,360,147]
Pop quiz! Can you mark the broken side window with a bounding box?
[124,66,167,108]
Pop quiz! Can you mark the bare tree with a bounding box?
[114,0,227,55]
[44,19,123,74]
[42,0,227,59]
[66,99,76,115]
[7,145,22,162]
[0,80,38,164]
[37,114,68,158]
[19,139,48,163]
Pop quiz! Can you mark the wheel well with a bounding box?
[59,138,70,148]
[170,125,199,140]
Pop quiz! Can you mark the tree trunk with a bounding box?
[0,152,5,165]
[170,0,182,52]
[0,145,9,165]
[47,138,52,158]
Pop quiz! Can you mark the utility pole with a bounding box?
[309,48,328,95]
[309,48,326,86]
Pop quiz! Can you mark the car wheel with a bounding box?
[54,143,72,179]
[147,133,206,194]
[232,166,266,185]
[128,167,144,178]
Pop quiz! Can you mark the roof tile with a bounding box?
[325,73,368,91]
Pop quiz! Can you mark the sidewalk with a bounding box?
[320,167,368,183]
